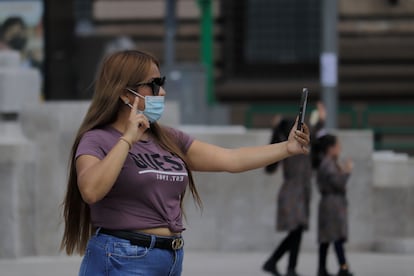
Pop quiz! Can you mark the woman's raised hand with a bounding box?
[341,158,354,174]
[286,120,310,155]
[123,96,150,143]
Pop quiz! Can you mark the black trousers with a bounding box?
[265,225,304,271]
[318,239,347,272]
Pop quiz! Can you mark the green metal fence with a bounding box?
[244,104,358,128]
[362,105,414,151]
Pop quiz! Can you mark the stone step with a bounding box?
[373,238,414,254]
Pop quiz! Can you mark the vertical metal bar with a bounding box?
[164,0,176,70]
[198,0,214,104]
[320,0,338,129]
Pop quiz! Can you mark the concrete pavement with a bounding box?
[0,250,413,276]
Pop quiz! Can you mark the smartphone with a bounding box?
[297,88,309,131]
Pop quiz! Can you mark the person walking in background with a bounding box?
[60,50,310,276]
[262,117,312,276]
[312,134,354,276]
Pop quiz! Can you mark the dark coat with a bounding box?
[266,118,313,232]
[317,156,350,243]
[267,154,312,232]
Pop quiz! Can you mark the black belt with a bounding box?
[99,228,184,251]
[321,192,345,196]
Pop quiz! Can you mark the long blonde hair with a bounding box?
[61,50,202,255]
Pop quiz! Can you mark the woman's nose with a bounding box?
[159,87,166,96]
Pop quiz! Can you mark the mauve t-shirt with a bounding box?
[75,126,194,233]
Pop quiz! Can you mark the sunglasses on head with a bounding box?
[134,76,166,96]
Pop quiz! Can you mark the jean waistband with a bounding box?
[98,228,184,251]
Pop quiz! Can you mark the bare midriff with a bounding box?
[136,227,181,237]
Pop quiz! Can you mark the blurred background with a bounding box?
[3,0,414,152]
[0,0,413,275]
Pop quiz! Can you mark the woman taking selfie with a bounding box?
[60,50,310,276]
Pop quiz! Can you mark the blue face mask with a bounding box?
[126,88,165,123]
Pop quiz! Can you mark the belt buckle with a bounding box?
[171,238,184,250]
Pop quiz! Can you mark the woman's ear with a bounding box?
[120,95,129,105]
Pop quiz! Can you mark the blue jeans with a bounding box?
[79,230,184,276]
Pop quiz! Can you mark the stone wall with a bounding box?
[0,123,36,258]
[20,102,90,256]
[0,50,41,258]
[372,156,414,253]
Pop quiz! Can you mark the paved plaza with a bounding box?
[0,250,413,276]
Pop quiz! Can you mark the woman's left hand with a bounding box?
[286,121,310,155]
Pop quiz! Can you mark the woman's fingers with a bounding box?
[293,116,299,129]
[131,96,139,115]
[297,135,309,147]
[137,113,150,129]
[123,96,150,142]
[294,125,310,144]
[293,123,310,154]
[127,97,149,129]
[301,123,310,135]
[129,96,150,129]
